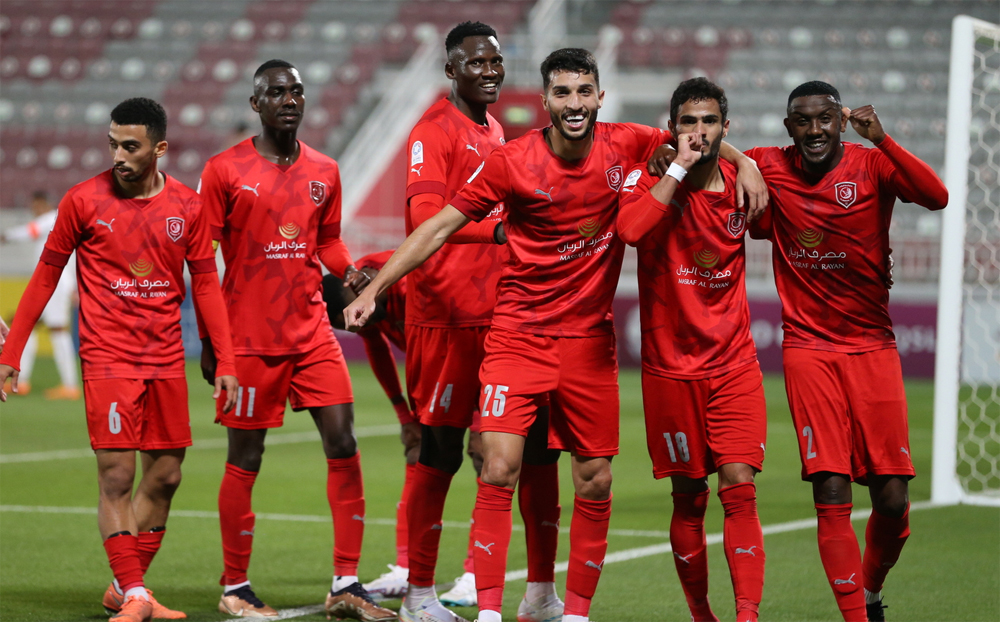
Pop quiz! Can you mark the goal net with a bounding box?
[933,16,1000,506]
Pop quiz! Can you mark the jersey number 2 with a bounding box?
[802,426,817,459]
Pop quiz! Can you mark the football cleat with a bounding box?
[104,584,186,619]
[45,384,81,400]
[218,585,279,618]
[399,595,469,622]
[103,582,126,615]
[866,599,888,622]
[438,572,476,608]
[324,582,396,621]
[516,592,564,622]
[362,564,410,600]
[109,595,153,622]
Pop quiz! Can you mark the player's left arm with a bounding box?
[361,331,416,425]
[847,105,948,210]
[409,193,504,245]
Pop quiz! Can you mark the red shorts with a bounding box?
[216,341,353,429]
[478,327,619,457]
[642,362,767,480]
[406,324,490,429]
[782,347,914,483]
[84,378,191,451]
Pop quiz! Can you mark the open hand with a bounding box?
[200,337,217,386]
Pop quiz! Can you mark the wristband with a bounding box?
[665,162,688,183]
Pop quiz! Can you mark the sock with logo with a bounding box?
[219,463,257,585]
[406,462,454,587]
[473,479,514,615]
[862,504,910,594]
[463,512,475,573]
[137,527,166,575]
[518,461,561,584]
[719,483,764,622]
[815,503,866,622]
[564,494,612,618]
[396,463,416,568]
[104,532,145,594]
[327,453,365,577]
[671,490,717,621]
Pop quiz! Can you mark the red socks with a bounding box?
[719,483,764,621]
[327,452,366,576]
[395,463,416,568]
[565,494,612,618]
[473,479,514,614]
[463,514,476,574]
[104,533,144,592]
[862,504,910,594]
[518,461,561,583]
[406,462,454,586]
[815,503,866,622]
[137,528,165,575]
[219,463,257,585]
[671,490,717,622]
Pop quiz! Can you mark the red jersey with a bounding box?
[39,171,217,379]
[199,138,348,355]
[451,122,671,337]
[747,142,910,352]
[356,250,406,351]
[404,98,506,327]
[619,160,758,379]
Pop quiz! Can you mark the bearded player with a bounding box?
[198,60,394,621]
[618,78,766,622]
[0,97,239,622]
[747,81,947,622]
[346,49,766,622]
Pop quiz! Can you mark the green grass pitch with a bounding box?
[1,360,997,621]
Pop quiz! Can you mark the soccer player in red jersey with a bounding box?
[618,78,767,622]
[197,60,394,621]
[747,81,947,622]
[345,49,766,622]
[0,97,239,622]
[385,22,564,622]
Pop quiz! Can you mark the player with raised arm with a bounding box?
[0,97,239,622]
[746,81,947,622]
[375,22,564,622]
[345,48,766,622]
[617,78,767,622]
[1,191,80,399]
[197,60,394,621]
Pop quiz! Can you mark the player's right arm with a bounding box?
[0,196,82,400]
[194,158,231,384]
[361,330,415,425]
[618,133,703,245]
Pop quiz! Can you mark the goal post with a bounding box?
[932,15,1000,506]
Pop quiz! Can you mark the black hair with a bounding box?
[110,97,167,143]
[787,80,841,110]
[540,48,599,90]
[670,77,728,123]
[445,21,498,54]
[253,59,297,94]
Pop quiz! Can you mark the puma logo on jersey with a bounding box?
[431,524,443,531]
[834,573,856,585]
[900,447,909,455]
[240,529,255,537]
[241,183,260,197]
[674,552,694,564]
[474,541,495,555]
[352,514,365,522]
[735,546,758,557]
[96,218,115,232]
[535,187,554,201]
[585,560,604,571]
[465,143,480,156]
[411,166,423,176]
[541,520,560,529]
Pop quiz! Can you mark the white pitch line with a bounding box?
[0,424,401,464]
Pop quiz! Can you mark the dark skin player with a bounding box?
[201,65,369,472]
[784,94,908,520]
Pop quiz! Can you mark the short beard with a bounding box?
[694,134,724,166]
[550,109,598,142]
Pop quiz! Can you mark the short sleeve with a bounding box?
[185,198,217,274]
[41,192,84,265]
[197,158,230,241]
[406,122,451,200]
[450,149,511,222]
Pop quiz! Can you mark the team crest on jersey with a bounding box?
[411,141,424,166]
[726,212,746,238]
[834,182,857,209]
[310,181,327,206]
[605,165,624,192]
[165,217,185,242]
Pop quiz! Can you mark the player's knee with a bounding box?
[99,466,136,498]
[718,463,756,488]
[812,472,851,505]
[323,435,358,460]
[480,454,519,488]
[575,467,612,501]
